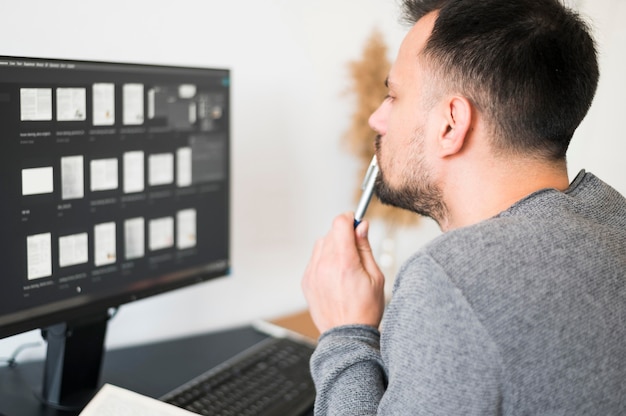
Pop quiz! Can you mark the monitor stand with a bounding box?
[41,312,110,410]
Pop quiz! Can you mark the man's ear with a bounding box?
[437,96,472,157]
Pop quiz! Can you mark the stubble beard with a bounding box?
[374,132,448,224]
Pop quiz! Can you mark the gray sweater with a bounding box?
[310,171,626,415]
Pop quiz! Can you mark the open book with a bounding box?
[79,384,193,416]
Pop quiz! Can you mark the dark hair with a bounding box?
[401,0,599,160]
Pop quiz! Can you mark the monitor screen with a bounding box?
[0,56,230,361]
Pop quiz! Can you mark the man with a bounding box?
[301,0,626,414]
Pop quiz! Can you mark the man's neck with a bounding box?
[439,158,569,232]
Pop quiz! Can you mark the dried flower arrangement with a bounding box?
[343,29,420,228]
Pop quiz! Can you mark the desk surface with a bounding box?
[0,326,268,416]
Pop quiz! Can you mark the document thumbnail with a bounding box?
[148,153,174,186]
[20,88,52,121]
[176,147,192,187]
[94,222,116,266]
[56,87,86,121]
[93,83,115,126]
[149,217,174,251]
[124,217,145,260]
[90,158,119,192]
[123,83,144,125]
[27,233,52,280]
[123,151,145,193]
[61,155,85,200]
[176,209,196,250]
[22,166,54,196]
[59,233,89,267]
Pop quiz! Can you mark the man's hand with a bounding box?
[301,212,385,334]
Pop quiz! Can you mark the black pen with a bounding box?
[353,155,379,228]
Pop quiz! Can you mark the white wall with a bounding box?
[0,0,624,362]
[568,0,626,187]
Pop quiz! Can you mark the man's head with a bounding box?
[400,0,599,160]
[370,0,599,224]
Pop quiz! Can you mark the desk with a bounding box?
[0,326,270,416]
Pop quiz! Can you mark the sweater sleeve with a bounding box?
[310,254,503,415]
[310,325,386,415]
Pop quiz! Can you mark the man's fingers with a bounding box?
[354,220,384,286]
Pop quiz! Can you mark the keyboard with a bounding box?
[161,336,316,416]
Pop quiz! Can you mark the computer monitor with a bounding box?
[0,56,230,408]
